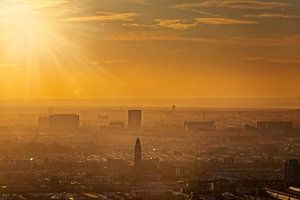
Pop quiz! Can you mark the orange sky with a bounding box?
[0,0,299,100]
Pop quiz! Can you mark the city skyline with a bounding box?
[0,2,300,198]
[0,0,299,100]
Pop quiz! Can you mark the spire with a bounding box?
[134,137,142,167]
[136,137,140,145]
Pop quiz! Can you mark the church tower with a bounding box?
[134,138,142,167]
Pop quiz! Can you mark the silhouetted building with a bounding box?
[38,116,49,129]
[257,121,293,134]
[285,159,300,186]
[184,121,216,132]
[134,138,142,167]
[49,114,79,131]
[128,110,142,132]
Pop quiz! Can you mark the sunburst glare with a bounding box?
[0,0,116,99]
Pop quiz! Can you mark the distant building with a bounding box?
[49,114,79,131]
[244,124,256,131]
[107,158,128,170]
[128,110,142,132]
[38,116,49,129]
[109,121,125,130]
[184,121,216,132]
[48,106,54,115]
[0,159,33,171]
[134,138,142,167]
[285,159,300,186]
[257,121,293,134]
[96,115,109,127]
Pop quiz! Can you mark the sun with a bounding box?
[0,1,85,98]
[0,1,105,70]
[1,3,56,63]
[0,1,116,99]
[0,1,87,70]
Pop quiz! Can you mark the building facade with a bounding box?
[257,121,293,134]
[285,159,300,186]
[128,110,142,132]
[49,114,80,131]
[184,121,216,132]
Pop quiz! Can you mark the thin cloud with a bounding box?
[111,31,300,47]
[196,17,258,25]
[89,60,127,65]
[65,12,139,22]
[111,31,217,42]
[244,13,300,19]
[126,0,151,6]
[155,19,198,30]
[173,0,290,10]
[232,35,300,46]
[122,22,155,28]
[245,55,300,64]
[169,4,219,17]
[155,18,257,30]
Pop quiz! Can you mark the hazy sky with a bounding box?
[0,0,299,100]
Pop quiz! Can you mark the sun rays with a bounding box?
[0,0,116,99]
[0,0,299,99]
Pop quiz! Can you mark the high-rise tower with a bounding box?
[134,138,142,167]
[128,110,142,132]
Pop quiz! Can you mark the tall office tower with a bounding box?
[134,138,142,167]
[128,110,142,132]
[285,159,300,186]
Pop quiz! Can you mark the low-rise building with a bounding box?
[184,121,216,132]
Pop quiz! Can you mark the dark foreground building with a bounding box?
[285,159,300,187]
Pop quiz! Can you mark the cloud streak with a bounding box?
[245,55,300,64]
[155,19,198,29]
[196,17,258,25]
[173,0,290,10]
[126,0,151,6]
[111,31,300,47]
[155,17,257,29]
[65,12,139,22]
[244,13,300,19]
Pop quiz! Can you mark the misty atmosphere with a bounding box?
[0,0,300,199]
[0,102,299,199]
